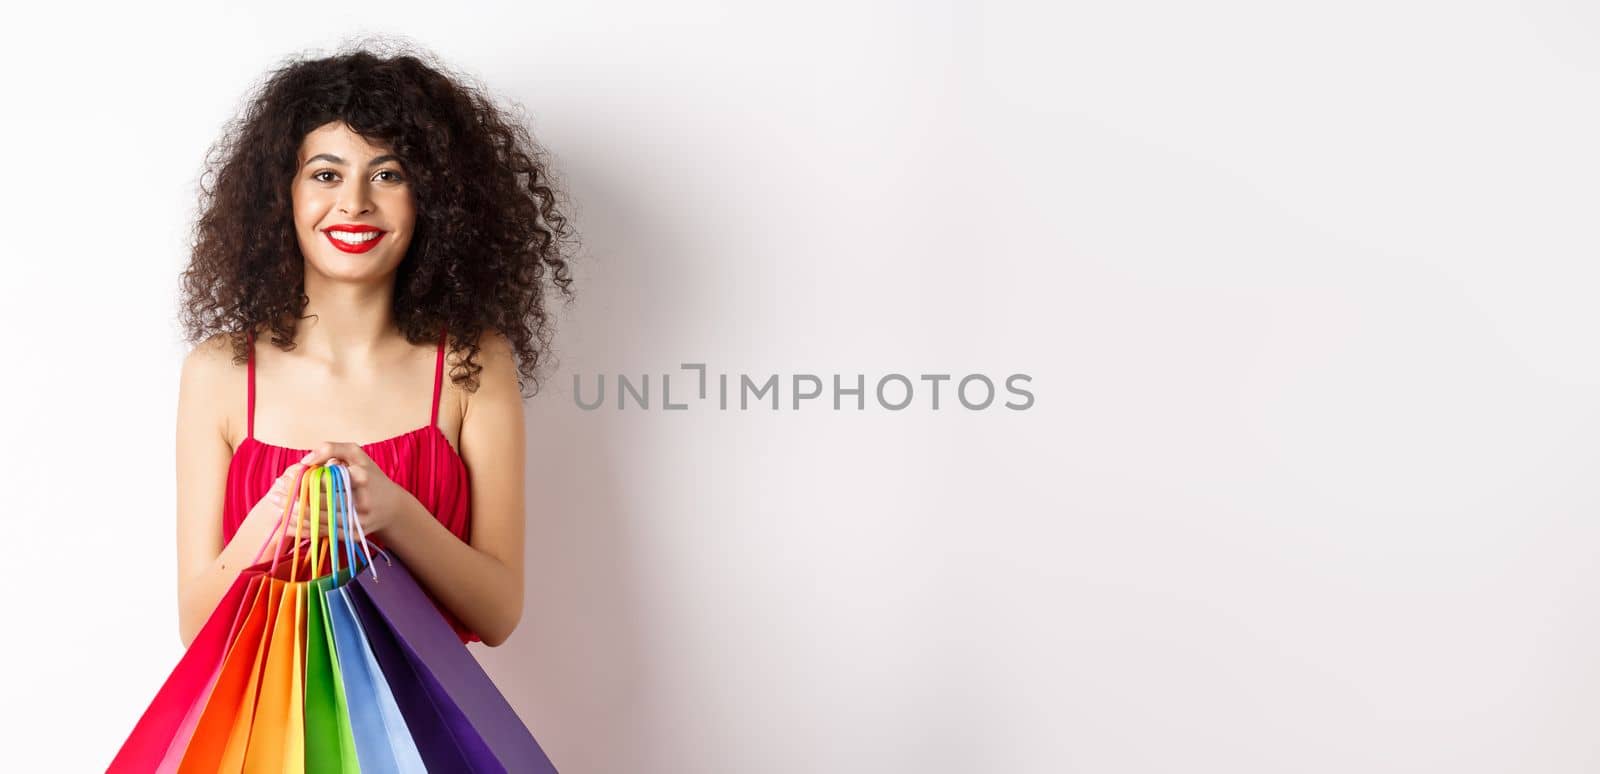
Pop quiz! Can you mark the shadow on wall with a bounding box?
[478,394,647,773]
[472,154,700,773]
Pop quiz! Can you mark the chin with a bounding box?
[308,254,396,281]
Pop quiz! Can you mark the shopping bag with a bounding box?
[179,464,321,773]
[336,481,559,773]
[231,577,302,772]
[119,452,560,773]
[322,463,428,773]
[304,499,360,774]
[113,460,322,772]
[284,465,364,774]
[152,557,272,774]
[175,568,279,771]
[114,460,304,772]
[240,467,335,773]
[107,558,263,772]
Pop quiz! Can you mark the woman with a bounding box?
[173,43,577,649]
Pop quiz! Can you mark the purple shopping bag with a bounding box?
[347,550,558,773]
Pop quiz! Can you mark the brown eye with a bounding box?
[375,169,405,183]
[312,170,338,183]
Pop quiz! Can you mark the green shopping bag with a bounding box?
[302,466,361,773]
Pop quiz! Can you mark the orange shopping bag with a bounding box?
[172,569,275,772]
[239,469,336,772]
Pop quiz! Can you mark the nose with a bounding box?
[336,177,373,216]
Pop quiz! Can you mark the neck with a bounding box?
[294,266,402,362]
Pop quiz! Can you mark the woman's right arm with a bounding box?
[173,336,298,647]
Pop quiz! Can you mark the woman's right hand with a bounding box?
[243,462,311,538]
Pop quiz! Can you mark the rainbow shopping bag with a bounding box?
[112,462,312,772]
[115,459,560,773]
[182,467,327,773]
[113,464,332,773]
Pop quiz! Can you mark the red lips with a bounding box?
[323,224,386,254]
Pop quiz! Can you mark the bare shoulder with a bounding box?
[455,329,526,481]
[187,331,239,365]
[449,327,516,382]
[181,332,243,389]
[477,329,516,368]
[179,332,244,446]
[456,329,520,413]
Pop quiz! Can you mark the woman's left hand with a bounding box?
[293,443,414,537]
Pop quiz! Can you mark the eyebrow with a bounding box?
[301,153,403,169]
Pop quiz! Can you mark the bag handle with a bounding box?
[253,463,307,568]
[292,466,319,583]
[329,464,353,575]
[242,462,376,580]
[328,463,378,580]
[305,465,330,582]
[323,465,343,578]
[307,471,331,579]
[250,463,338,580]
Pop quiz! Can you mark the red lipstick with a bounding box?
[323,224,386,254]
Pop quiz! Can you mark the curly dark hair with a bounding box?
[178,37,578,397]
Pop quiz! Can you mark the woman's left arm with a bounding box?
[298,333,527,646]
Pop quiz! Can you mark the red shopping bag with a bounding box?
[107,560,265,771]
[110,464,320,772]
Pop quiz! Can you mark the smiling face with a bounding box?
[291,121,416,281]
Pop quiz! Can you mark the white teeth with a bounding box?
[328,230,380,243]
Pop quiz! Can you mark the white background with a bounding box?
[2,1,1598,771]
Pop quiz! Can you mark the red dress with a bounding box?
[221,326,479,643]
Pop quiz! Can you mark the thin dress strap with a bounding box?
[245,329,256,440]
[430,327,447,428]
